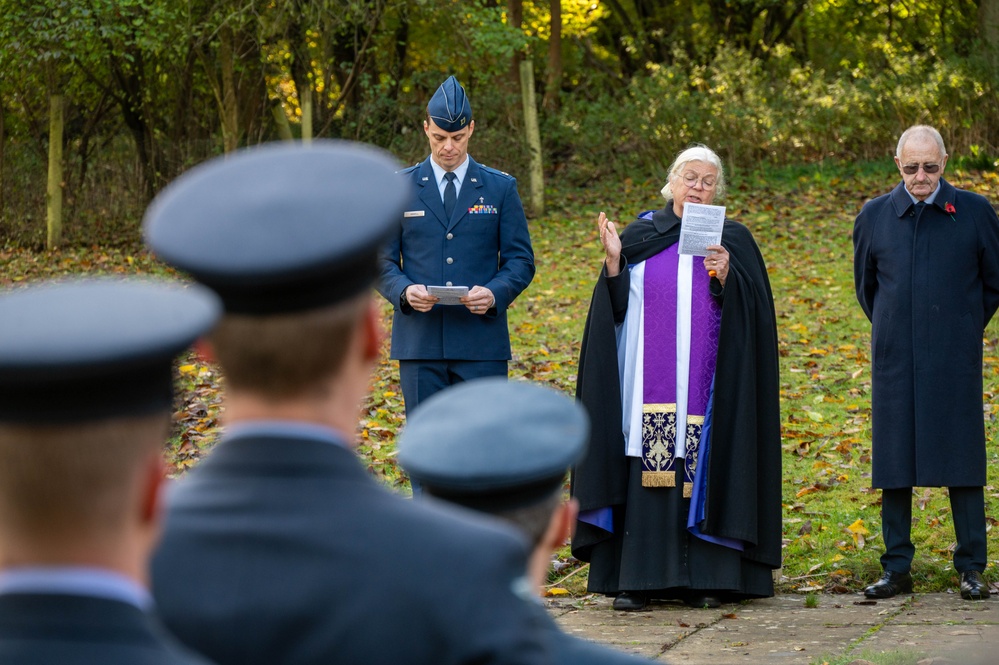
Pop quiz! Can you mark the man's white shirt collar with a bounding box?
[430,156,470,196]
[0,567,152,610]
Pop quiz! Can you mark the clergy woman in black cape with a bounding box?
[570,145,782,610]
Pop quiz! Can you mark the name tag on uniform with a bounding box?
[404,210,425,218]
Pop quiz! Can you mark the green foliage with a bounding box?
[543,45,999,187]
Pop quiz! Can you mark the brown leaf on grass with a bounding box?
[798,520,812,536]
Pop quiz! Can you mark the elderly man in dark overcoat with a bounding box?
[854,124,999,600]
[378,75,535,414]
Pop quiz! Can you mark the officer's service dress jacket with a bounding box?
[151,431,552,665]
[0,593,211,664]
[379,155,535,361]
[854,178,999,488]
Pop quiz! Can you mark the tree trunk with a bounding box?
[543,0,562,112]
[508,0,524,88]
[981,0,999,151]
[271,97,295,141]
[519,58,544,217]
[300,83,313,142]
[219,24,240,153]
[981,0,999,64]
[46,94,64,250]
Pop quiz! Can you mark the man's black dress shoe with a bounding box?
[612,592,647,611]
[960,570,990,600]
[864,570,913,599]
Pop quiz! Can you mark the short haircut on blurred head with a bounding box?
[209,295,368,400]
[0,413,169,540]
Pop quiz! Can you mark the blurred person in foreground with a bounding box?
[144,141,552,664]
[0,278,220,664]
[571,145,782,611]
[378,75,535,415]
[399,377,654,664]
[854,125,999,600]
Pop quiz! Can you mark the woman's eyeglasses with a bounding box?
[679,172,717,189]
[901,163,940,175]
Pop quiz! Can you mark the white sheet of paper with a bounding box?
[427,285,469,305]
[678,203,726,256]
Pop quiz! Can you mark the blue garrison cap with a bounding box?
[427,76,472,132]
[0,278,220,424]
[398,378,589,512]
[143,140,407,315]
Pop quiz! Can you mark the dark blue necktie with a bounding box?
[443,172,457,219]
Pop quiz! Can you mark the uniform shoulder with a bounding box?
[478,164,516,181]
[399,163,421,176]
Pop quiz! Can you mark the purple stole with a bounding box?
[641,245,721,493]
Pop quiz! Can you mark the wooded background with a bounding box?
[1,0,998,248]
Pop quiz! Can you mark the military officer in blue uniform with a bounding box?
[144,140,553,665]
[0,278,220,665]
[379,75,536,413]
[399,378,654,665]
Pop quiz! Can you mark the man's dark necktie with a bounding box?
[443,172,457,219]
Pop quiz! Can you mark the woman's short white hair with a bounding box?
[660,145,726,201]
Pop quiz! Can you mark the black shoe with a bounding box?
[684,594,721,609]
[612,592,647,611]
[864,570,913,599]
[960,571,990,600]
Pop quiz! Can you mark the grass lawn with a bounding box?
[5,158,999,597]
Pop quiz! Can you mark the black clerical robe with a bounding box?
[570,206,782,595]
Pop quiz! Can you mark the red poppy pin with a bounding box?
[945,202,956,214]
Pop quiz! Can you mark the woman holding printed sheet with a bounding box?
[570,145,782,610]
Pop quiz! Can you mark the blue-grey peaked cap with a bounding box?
[427,76,472,132]
[398,378,589,511]
[0,278,221,424]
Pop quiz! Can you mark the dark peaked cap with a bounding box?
[427,75,472,132]
[398,378,589,512]
[143,140,408,315]
[0,278,220,424]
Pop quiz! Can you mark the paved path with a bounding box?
[548,593,998,663]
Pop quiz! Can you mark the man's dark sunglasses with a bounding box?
[901,163,940,175]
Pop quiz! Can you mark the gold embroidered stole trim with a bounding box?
[641,404,702,494]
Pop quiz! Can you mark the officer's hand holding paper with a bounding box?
[678,203,725,256]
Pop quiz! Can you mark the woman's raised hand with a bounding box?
[597,212,622,277]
